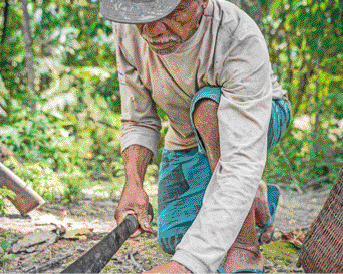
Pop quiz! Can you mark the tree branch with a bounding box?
[292,58,315,117]
[278,143,303,194]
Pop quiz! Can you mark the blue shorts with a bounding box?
[157,86,291,254]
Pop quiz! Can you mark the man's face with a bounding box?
[136,0,208,55]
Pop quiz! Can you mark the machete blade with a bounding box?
[61,204,154,273]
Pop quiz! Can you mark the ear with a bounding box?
[201,0,209,9]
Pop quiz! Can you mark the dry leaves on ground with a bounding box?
[281,228,306,249]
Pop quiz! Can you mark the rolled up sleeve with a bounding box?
[116,38,161,162]
[172,35,273,273]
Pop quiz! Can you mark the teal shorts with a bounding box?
[157,86,291,254]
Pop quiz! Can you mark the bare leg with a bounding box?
[193,99,271,272]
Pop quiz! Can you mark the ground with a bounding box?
[0,183,332,273]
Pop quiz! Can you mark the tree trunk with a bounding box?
[1,0,9,46]
[311,57,321,155]
[293,61,314,117]
[20,0,36,109]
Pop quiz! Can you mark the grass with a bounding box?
[262,241,300,267]
[0,232,17,267]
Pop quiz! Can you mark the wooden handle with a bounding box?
[0,162,45,215]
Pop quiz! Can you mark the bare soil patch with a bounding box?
[0,185,332,273]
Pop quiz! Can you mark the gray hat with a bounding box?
[100,0,183,24]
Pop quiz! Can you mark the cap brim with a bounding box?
[100,0,182,24]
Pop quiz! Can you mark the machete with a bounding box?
[61,203,154,273]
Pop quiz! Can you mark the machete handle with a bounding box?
[125,202,155,233]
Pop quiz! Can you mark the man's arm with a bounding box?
[171,35,273,273]
[113,24,161,236]
[114,145,154,237]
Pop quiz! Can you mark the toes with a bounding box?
[259,223,275,244]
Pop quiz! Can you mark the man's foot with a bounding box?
[220,241,264,273]
[254,181,271,227]
[255,182,279,245]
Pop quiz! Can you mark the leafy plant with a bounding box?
[0,232,16,267]
[61,177,85,204]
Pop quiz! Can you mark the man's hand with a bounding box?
[114,184,154,237]
[115,145,155,237]
[143,261,193,274]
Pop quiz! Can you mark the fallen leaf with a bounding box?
[34,214,66,228]
[62,228,94,240]
[78,235,87,241]
[281,228,306,249]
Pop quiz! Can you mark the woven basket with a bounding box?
[297,165,343,273]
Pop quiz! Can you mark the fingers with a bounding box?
[131,228,143,238]
[114,204,155,238]
[114,208,135,226]
[130,212,154,238]
[137,207,155,234]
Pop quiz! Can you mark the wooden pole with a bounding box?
[0,162,45,215]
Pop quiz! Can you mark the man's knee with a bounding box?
[158,233,185,254]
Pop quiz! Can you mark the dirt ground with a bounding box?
[0,184,332,273]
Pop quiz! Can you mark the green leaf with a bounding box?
[0,75,8,97]
[270,0,284,17]
[0,126,20,146]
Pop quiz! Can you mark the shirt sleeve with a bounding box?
[115,32,161,162]
[172,35,273,273]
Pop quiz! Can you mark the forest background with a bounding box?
[0,0,342,211]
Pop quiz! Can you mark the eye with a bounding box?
[168,8,186,20]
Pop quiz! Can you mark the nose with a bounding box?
[142,20,167,37]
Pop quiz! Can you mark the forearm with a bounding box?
[116,145,154,236]
[122,144,154,188]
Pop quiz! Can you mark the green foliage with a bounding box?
[0,187,15,215]
[0,233,16,266]
[258,0,343,189]
[0,0,123,200]
[4,157,85,202]
[0,0,342,203]
[61,177,85,204]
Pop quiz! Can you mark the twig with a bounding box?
[304,176,329,188]
[49,245,53,262]
[86,117,119,129]
[277,144,303,194]
[26,254,71,273]
[304,187,332,199]
[128,251,147,273]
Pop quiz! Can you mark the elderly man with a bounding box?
[100,0,291,273]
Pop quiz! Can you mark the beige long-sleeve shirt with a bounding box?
[114,0,288,272]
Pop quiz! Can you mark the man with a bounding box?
[100,0,291,273]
